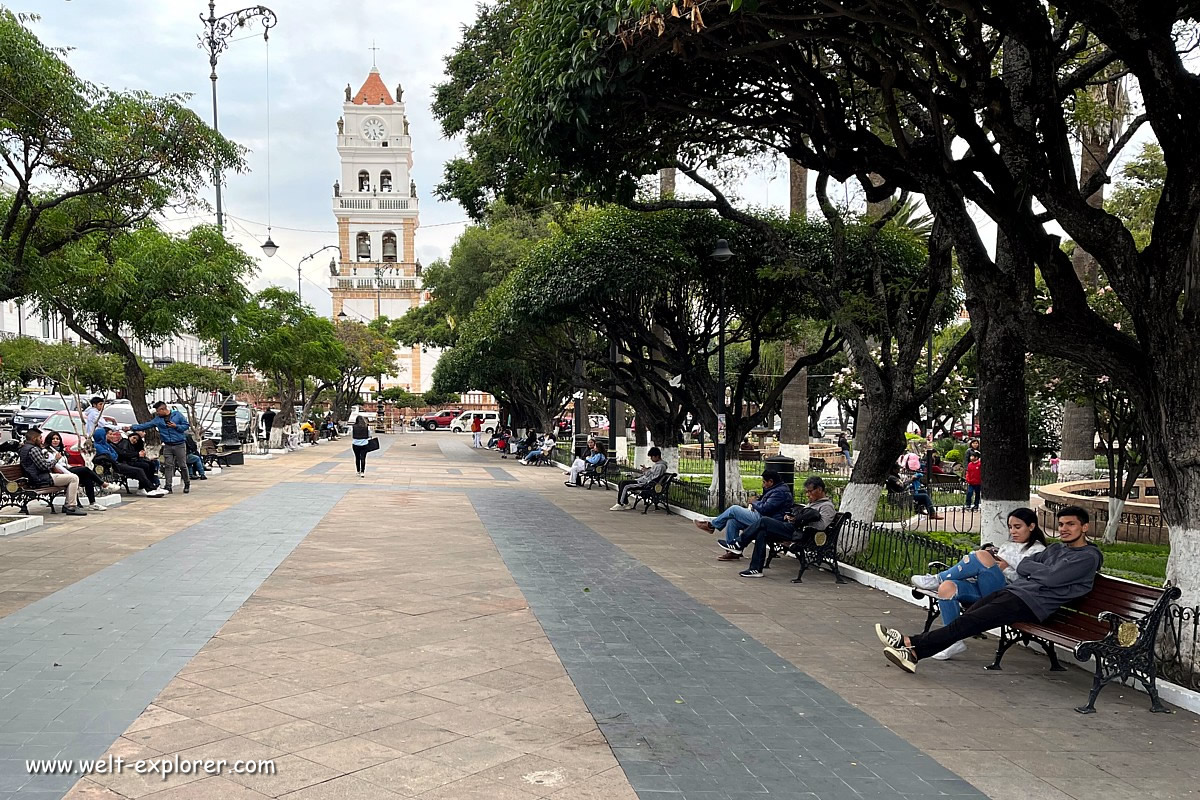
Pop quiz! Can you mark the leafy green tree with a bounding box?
[226,289,343,445]
[28,224,255,421]
[325,320,398,423]
[388,202,555,348]
[431,277,578,432]
[0,11,244,299]
[0,338,122,436]
[145,362,235,432]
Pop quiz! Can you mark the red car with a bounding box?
[40,410,117,467]
[418,408,464,431]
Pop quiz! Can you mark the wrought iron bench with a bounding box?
[915,569,1179,714]
[0,463,67,514]
[630,472,675,514]
[580,457,615,490]
[764,511,851,584]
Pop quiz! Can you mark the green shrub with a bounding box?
[944,448,964,463]
[904,432,924,444]
[934,437,957,454]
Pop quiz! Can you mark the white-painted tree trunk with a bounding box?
[658,446,680,475]
[839,481,882,526]
[838,481,881,555]
[1165,525,1200,681]
[1103,496,1125,545]
[615,435,629,463]
[634,445,651,467]
[777,442,810,467]
[269,428,284,450]
[1059,459,1096,482]
[707,457,744,507]
[979,499,1017,546]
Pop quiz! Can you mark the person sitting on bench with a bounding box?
[907,506,1047,659]
[718,476,836,578]
[875,505,1101,673]
[19,428,87,516]
[693,469,793,549]
[94,428,165,496]
[519,433,556,465]
[609,447,667,510]
[565,440,606,486]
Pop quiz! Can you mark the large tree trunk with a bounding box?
[123,358,151,423]
[779,161,810,466]
[778,342,809,465]
[973,307,1031,545]
[1059,115,1110,483]
[1060,400,1098,480]
[838,404,906,527]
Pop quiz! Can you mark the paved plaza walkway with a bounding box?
[0,433,1197,800]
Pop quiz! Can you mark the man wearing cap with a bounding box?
[132,402,191,494]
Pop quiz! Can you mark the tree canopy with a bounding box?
[0,10,244,299]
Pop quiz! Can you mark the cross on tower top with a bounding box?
[368,40,379,66]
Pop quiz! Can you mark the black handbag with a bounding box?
[364,437,381,453]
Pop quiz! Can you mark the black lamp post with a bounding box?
[200,1,276,465]
[711,238,734,510]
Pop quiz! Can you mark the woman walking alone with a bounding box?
[351,416,372,477]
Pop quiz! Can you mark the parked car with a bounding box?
[0,388,51,428]
[197,402,253,442]
[450,410,500,434]
[39,410,118,467]
[12,395,83,436]
[98,403,139,430]
[418,408,464,431]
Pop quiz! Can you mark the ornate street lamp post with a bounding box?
[199,1,277,462]
[711,238,734,510]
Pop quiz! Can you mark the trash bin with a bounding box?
[764,454,796,490]
[573,433,590,459]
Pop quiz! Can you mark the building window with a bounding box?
[356,232,371,261]
[382,231,397,262]
[358,170,370,192]
[380,170,392,192]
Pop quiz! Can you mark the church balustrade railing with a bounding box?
[334,196,416,211]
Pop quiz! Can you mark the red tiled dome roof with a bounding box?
[352,67,394,105]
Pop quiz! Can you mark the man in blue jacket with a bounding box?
[695,469,794,549]
[93,428,163,496]
[132,402,191,494]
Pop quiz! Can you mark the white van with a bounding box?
[451,410,500,434]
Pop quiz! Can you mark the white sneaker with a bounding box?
[87,501,107,512]
[137,489,154,497]
[148,488,168,497]
[608,503,625,511]
[910,574,941,591]
[931,641,968,660]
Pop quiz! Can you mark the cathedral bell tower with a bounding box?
[329,66,428,391]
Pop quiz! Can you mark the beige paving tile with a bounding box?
[294,736,405,771]
[199,704,299,735]
[358,720,462,754]
[243,720,346,754]
[420,736,525,773]
[277,774,405,800]
[354,755,469,796]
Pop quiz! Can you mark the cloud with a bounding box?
[28,0,481,316]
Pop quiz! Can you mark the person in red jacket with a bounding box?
[964,452,981,511]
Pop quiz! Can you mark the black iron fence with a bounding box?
[837,519,969,584]
[1037,498,1168,546]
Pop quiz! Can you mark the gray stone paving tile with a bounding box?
[0,483,349,800]
[466,489,986,800]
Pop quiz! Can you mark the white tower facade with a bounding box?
[329,67,436,392]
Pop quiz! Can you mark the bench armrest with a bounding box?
[1073,584,1183,662]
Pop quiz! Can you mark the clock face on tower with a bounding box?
[361,117,386,141]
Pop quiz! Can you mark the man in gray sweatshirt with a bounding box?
[875,505,1102,673]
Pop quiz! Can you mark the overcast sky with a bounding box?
[20,0,792,318]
